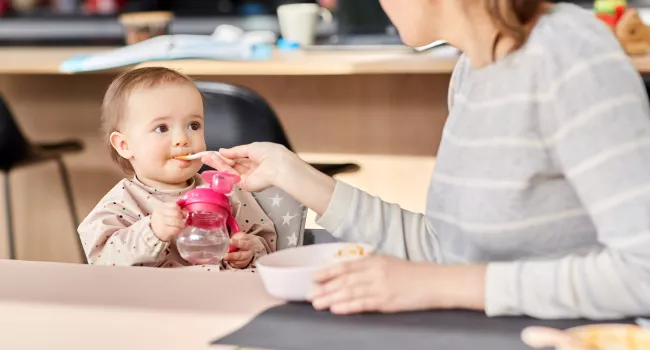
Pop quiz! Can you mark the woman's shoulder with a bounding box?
[529,3,629,71]
[448,3,640,108]
[449,4,622,84]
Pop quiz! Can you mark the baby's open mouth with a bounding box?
[172,153,193,160]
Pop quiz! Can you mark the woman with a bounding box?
[204,0,650,320]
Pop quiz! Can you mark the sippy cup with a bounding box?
[176,170,241,265]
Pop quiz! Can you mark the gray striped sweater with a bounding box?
[316,3,650,319]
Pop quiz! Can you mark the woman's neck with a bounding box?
[448,2,549,69]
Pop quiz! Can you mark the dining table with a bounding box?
[0,258,631,350]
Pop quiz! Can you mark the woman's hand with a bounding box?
[201,142,297,193]
[202,142,336,216]
[308,256,438,314]
[308,255,487,315]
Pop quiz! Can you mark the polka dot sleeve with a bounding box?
[77,180,170,266]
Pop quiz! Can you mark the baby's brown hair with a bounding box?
[101,67,196,174]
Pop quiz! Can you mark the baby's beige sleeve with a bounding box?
[78,182,170,266]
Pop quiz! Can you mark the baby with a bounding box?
[78,67,277,269]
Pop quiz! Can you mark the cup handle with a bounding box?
[184,211,193,226]
[227,216,240,236]
[227,216,241,253]
[319,7,333,24]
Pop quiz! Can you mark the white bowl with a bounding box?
[256,242,374,301]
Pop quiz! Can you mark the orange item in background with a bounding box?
[615,9,650,55]
[118,11,174,45]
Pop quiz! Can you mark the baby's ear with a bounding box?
[109,131,132,160]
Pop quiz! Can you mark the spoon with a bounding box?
[173,151,210,160]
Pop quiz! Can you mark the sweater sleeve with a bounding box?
[316,181,441,263]
[485,53,650,319]
[78,181,170,266]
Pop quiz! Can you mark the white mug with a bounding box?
[277,3,333,46]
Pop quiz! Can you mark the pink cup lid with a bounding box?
[200,170,241,194]
[177,171,241,210]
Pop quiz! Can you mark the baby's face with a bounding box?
[121,83,206,188]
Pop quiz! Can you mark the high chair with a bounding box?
[195,82,320,250]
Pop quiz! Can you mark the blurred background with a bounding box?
[0,0,648,46]
[0,0,394,46]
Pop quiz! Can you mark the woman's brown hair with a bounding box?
[485,0,546,50]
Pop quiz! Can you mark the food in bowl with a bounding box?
[256,243,374,301]
[119,11,174,45]
[336,243,367,258]
[330,243,371,265]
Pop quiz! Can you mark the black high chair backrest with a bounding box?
[195,82,309,250]
[0,95,30,171]
[195,81,361,177]
[196,81,292,152]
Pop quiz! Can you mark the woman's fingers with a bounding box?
[311,272,376,302]
[310,264,383,314]
[234,158,254,168]
[312,283,376,310]
[310,265,374,299]
[313,258,370,283]
[233,164,251,175]
[329,297,383,315]
[201,152,236,173]
[219,145,253,160]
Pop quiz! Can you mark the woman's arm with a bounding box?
[273,152,336,217]
[309,255,486,314]
[314,181,442,262]
[207,145,442,262]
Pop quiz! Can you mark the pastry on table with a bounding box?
[522,323,650,350]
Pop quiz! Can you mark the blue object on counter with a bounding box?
[59,34,273,73]
[238,3,266,15]
[277,38,300,51]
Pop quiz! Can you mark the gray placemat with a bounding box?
[213,302,633,350]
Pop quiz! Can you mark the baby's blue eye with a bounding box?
[189,122,201,131]
[154,125,169,133]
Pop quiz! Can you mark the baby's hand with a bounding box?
[151,202,186,242]
[224,232,255,269]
